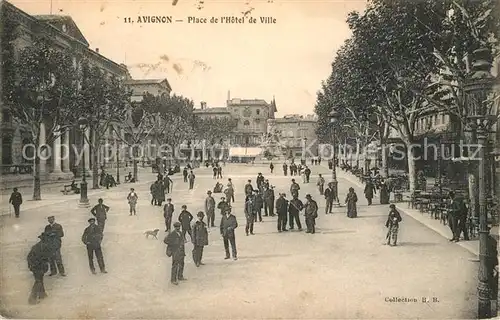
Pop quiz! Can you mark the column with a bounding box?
[52,126,62,173]
[84,128,91,172]
[39,122,47,173]
[62,130,70,172]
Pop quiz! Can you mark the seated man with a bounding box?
[108,175,117,187]
[213,182,223,193]
[70,180,80,194]
[125,172,133,182]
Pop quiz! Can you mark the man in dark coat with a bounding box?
[282,163,288,176]
[256,173,265,191]
[178,205,194,240]
[81,218,107,274]
[324,183,334,214]
[9,187,23,218]
[217,166,223,179]
[254,191,264,222]
[304,166,311,183]
[163,198,175,232]
[27,233,52,304]
[288,195,304,231]
[263,186,275,217]
[90,198,109,233]
[163,175,173,194]
[276,193,289,232]
[290,179,300,198]
[244,180,254,197]
[218,197,230,216]
[44,216,66,276]
[164,222,186,285]
[244,195,256,236]
[192,212,209,267]
[270,162,274,173]
[304,194,319,234]
[205,191,216,228]
[188,170,196,190]
[220,208,238,260]
[150,181,159,205]
[156,179,166,206]
[364,181,376,205]
[448,191,464,242]
[183,167,188,182]
[213,166,218,179]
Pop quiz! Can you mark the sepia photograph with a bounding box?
[0,0,499,318]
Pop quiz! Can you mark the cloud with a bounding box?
[172,63,183,75]
[160,54,170,62]
[100,4,106,12]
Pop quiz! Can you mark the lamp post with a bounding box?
[464,47,497,319]
[116,140,120,184]
[78,117,90,208]
[329,108,340,206]
[303,137,308,164]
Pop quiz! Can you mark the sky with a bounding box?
[10,0,368,117]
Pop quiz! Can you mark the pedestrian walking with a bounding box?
[178,205,193,241]
[220,207,238,260]
[379,181,390,204]
[256,173,265,192]
[288,195,304,231]
[213,166,218,179]
[448,191,463,242]
[385,204,402,246]
[81,218,107,274]
[244,180,254,197]
[188,170,196,190]
[254,191,263,222]
[183,167,188,182]
[345,187,358,218]
[270,162,274,173]
[156,179,166,206]
[9,187,22,218]
[164,222,186,285]
[244,195,255,235]
[44,216,66,276]
[27,232,52,304]
[163,175,173,193]
[263,185,275,216]
[227,178,235,203]
[127,188,138,216]
[218,197,229,216]
[364,180,376,205]
[163,198,174,232]
[304,194,318,234]
[304,166,311,183]
[324,183,334,214]
[317,174,325,195]
[192,211,209,267]
[90,198,109,233]
[150,181,158,205]
[217,166,223,179]
[205,191,216,227]
[290,179,300,198]
[276,193,289,232]
[282,163,288,176]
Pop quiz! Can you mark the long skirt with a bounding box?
[387,224,399,244]
[347,203,357,218]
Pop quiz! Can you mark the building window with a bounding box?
[2,136,13,165]
[2,110,11,123]
[243,120,250,126]
[255,119,260,125]
[256,109,260,115]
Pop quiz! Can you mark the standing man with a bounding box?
[290,179,300,198]
[304,166,311,183]
[270,162,274,173]
[183,167,188,182]
[81,218,107,274]
[164,222,186,285]
[324,183,334,214]
[263,186,275,217]
[256,173,265,192]
[127,188,138,216]
[9,187,23,218]
[220,207,238,260]
[178,205,194,240]
[304,194,318,234]
[282,163,288,176]
[244,195,255,236]
[254,191,264,222]
[192,211,209,267]
[150,181,159,206]
[244,180,254,197]
[163,175,173,194]
[448,191,462,242]
[156,179,166,206]
[205,190,216,228]
[27,233,52,304]
[218,197,229,216]
[276,193,289,232]
[227,178,235,203]
[317,174,325,195]
[44,216,66,276]
[288,195,304,231]
[163,198,175,232]
[364,180,376,205]
[188,170,196,190]
[213,166,218,179]
[90,198,109,233]
[217,166,223,179]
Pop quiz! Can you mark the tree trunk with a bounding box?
[464,131,479,221]
[355,138,360,168]
[406,145,417,193]
[133,159,138,182]
[32,154,42,200]
[92,150,99,189]
[381,142,389,178]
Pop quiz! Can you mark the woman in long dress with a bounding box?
[379,181,390,204]
[345,187,358,218]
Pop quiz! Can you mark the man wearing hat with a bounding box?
[81,218,107,274]
[44,216,66,276]
[90,198,109,233]
[244,195,256,236]
[244,180,254,197]
[256,173,265,192]
[304,194,319,234]
[205,191,216,228]
[217,197,229,216]
[290,179,300,198]
[263,185,275,217]
[276,193,289,232]
[27,232,52,304]
[220,207,238,260]
[163,198,175,232]
[192,211,209,266]
[178,205,193,241]
[164,222,186,285]
[227,178,235,203]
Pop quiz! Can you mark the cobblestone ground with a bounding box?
[0,164,477,319]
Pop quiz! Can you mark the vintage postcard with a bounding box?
[0,0,499,319]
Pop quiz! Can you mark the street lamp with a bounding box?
[77,117,90,208]
[303,137,308,163]
[329,108,340,206]
[464,47,498,319]
[116,140,120,184]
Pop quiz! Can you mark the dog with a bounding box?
[144,229,160,239]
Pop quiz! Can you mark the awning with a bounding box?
[229,147,262,157]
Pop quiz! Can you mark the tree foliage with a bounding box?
[194,116,238,145]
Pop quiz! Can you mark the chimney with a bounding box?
[95,48,99,53]
[200,101,207,109]
[227,90,230,101]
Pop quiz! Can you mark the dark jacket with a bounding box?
[178,210,193,228]
[276,197,289,214]
[254,193,263,209]
[290,183,300,194]
[205,196,216,213]
[244,183,254,195]
[304,168,311,176]
[163,203,174,219]
[324,187,334,199]
[192,220,209,246]
[385,209,402,228]
[27,241,50,273]
[82,224,103,248]
[245,200,255,218]
[364,183,376,198]
[264,189,275,203]
[304,200,318,218]
[256,175,265,187]
[9,191,22,205]
[220,214,238,237]
[164,230,185,260]
[44,223,64,249]
[91,204,109,221]
[289,198,304,214]
[218,201,229,214]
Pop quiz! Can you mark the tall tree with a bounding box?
[77,61,131,189]
[3,37,79,200]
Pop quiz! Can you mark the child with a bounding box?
[385,204,402,246]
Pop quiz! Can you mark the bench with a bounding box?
[61,184,74,195]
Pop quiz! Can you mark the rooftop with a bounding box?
[124,79,172,91]
[193,107,230,114]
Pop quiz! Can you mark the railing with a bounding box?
[1,164,33,175]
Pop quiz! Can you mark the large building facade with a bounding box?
[267,114,318,158]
